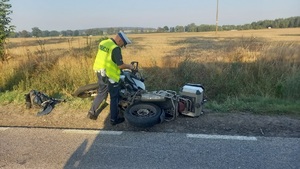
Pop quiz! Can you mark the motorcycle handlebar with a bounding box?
[130,61,139,73]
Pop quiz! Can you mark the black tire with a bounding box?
[72,83,99,98]
[124,103,162,128]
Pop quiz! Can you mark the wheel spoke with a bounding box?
[131,108,156,118]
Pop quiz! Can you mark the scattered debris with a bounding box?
[24,90,66,116]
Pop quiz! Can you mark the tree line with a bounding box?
[9,27,157,38]
[9,16,300,38]
[158,16,300,33]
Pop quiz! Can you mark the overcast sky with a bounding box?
[9,0,300,31]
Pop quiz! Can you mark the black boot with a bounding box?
[110,117,125,126]
[87,111,98,120]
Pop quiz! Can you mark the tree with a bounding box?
[163,26,169,32]
[19,30,30,37]
[169,27,175,32]
[31,27,42,37]
[42,30,50,37]
[65,30,73,36]
[49,30,60,37]
[0,0,14,61]
[198,24,215,32]
[175,25,184,32]
[60,30,67,36]
[186,23,197,32]
[106,28,115,35]
[73,30,79,36]
[85,28,103,36]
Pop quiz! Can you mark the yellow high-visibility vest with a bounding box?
[93,39,121,82]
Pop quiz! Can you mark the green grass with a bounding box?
[206,96,300,115]
[0,90,25,104]
[0,90,94,110]
[1,90,299,116]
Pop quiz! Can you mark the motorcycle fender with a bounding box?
[133,78,145,90]
[140,93,166,102]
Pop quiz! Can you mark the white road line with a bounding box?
[0,127,9,131]
[62,129,123,135]
[1,127,257,141]
[187,134,257,141]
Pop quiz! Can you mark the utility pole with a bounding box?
[216,0,219,34]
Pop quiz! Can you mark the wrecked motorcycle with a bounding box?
[73,61,205,128]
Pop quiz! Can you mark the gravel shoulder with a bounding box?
[0,103,300,138]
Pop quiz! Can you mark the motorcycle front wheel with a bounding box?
[124,103,163,128]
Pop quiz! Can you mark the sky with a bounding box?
[9,0,300,32]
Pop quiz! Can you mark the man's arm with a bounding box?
[112,47,134,70]
[118,63,134,70]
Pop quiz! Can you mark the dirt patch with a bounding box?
[0,103,299,138]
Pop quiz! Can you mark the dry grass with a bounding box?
[6,28,299,65]
[123,28,300,67]
[1,28,300,100]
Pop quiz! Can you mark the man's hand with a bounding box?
[129,64,134,70]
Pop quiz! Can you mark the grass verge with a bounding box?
[206,95,300,115]
[1,91,299,116]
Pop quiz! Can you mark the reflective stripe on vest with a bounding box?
[93,39,121,82]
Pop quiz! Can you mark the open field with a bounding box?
[6,28,300,66]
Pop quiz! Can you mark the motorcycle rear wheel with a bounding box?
[125,103,162,128]
[72,83,98,98]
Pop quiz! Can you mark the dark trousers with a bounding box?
[108,81,120,121]
[89,72,120,121]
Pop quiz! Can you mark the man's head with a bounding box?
[115,31,131,48]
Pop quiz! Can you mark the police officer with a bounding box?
[87,31,133,125]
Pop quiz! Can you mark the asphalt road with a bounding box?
[0,127,299,169]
